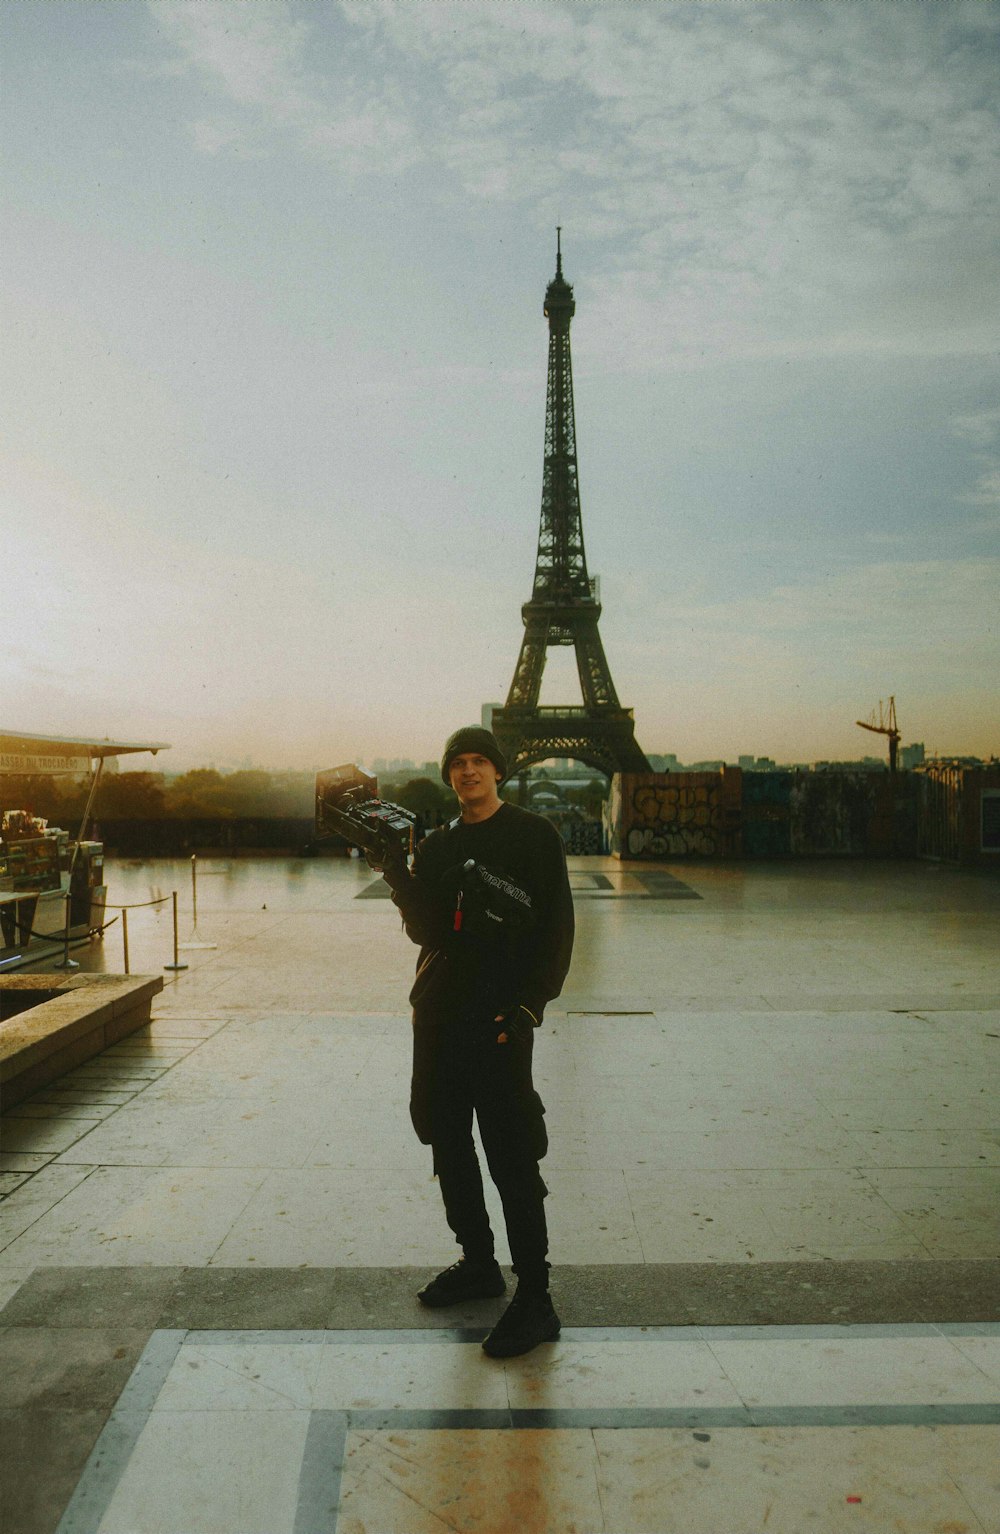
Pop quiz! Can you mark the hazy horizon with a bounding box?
[4,2,998,771]
[11,741,967,780]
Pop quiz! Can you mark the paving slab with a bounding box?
[0,1408,109,1534]
[2,854,997,1533]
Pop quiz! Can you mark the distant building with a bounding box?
[900,742,926,770]
[814,757,887,772]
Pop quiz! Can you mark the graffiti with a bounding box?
[609,766,922,861]
[562,819,604,855]
[789,772,877,855]
[626,824,716,856]
[617,775,723,858]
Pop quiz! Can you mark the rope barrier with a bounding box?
[106,891,176,975]
[13,915,118,944]
[103,895,172,911]
[2,891,181,975]
[2,878,223,977]
[3,892,168,944]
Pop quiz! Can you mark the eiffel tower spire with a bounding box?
[530,226,592,610]
[492,237,650,779]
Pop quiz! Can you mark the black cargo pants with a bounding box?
[410,1010,550,1290]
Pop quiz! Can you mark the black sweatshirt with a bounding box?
[384,801,574,1026]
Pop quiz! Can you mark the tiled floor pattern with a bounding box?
[55,1325,1000,1534]
[2,1006,998,1272]
[4,857,998,1531]
[27,855,1000,1018]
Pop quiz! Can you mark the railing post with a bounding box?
[54,890,79,970]
[180,853,216,950]
[164,891,188,972]
[121,907,130,975]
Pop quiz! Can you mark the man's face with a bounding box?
[448,752,501,809]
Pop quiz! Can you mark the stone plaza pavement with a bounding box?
[1,854,998,1532]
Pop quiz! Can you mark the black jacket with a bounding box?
[385,802,574,1026]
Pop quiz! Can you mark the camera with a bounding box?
[315,764,415,865]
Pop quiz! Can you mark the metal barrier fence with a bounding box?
[78,855,222,972]
[98,893,189,975]
[44,890,196,975]
[2,855,224,973]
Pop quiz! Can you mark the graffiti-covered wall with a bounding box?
[608,769,919,859]
[607,772,741,859]
[789,771,894,856]
[742,771,792,856]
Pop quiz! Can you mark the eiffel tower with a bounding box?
[492,235,651,779]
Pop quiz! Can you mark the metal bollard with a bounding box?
[164,891,188,972]
[121,907,130,975]
[179,854,217,950]
[54,890,80,970]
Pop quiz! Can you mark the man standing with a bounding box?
[378,726,574,1358]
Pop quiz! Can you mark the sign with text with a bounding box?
[0,753,92,776]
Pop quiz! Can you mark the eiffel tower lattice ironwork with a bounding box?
[492,235,651,780]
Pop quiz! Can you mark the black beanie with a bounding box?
[441,727,507,784]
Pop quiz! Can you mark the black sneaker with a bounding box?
[417,1258,506,1308]
[481,1287,560,1358]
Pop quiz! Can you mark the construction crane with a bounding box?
[856,696,900,773]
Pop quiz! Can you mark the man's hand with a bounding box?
[493,1004,536,1045]
[365,838,407,874]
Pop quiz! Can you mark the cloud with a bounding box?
[617,556,998,679]
[949,407,1000,522]
[154,3,316,117]
[958,464,1000,532]
[951,408,1000,448]
[151,0,420,177]
[348,5,999,228]
[151,1,1000,362]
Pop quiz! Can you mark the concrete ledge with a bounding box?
[0,973,163,1109]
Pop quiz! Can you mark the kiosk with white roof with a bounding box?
[0,729,169,969]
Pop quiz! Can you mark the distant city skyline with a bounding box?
[4,2,998,771]
[140,741,969,779]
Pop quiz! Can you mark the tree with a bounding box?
[163,768,314,819]
[165,769,225,817]
[395,777,452,819]
[0,775,64,823]
[202,770,276,817]
[96,772,167,819]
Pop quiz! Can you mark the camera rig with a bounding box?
[314,764,415,865]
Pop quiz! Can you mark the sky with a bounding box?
[3,0,998,773]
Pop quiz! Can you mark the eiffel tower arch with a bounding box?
[492,235,651,781]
